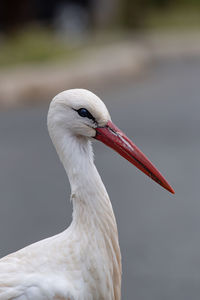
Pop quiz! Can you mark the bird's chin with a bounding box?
[73,126,96,138]
[84,125,97,138]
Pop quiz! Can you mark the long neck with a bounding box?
[49,128,121,299]
[52,129,117,231]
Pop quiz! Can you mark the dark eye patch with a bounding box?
[76,108,96,122]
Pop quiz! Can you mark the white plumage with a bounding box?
[0,89,121,300]
[0,89,174,300]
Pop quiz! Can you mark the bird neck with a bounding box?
[52,130,116,227]
[49,129,121,299]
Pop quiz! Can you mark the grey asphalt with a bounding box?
[0,59,200,300]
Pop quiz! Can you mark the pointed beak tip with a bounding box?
[164,183,175,195]
[169,187,175,195]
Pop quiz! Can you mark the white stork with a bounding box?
[0,89,174,300]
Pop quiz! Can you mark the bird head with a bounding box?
[48,89,110,138]
[48,89,174,194]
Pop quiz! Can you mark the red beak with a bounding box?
[95,120,174,194]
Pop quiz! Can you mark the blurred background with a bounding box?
[0,0,200,299]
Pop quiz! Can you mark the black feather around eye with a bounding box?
[76,108,95,122]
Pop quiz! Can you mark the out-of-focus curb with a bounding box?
[0,32,200,108]
[0,42,149,108]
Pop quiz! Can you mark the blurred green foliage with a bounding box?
[119,0,200,28]
[0,0,199,68]
[0,27,80,68]
[146,7,200,28]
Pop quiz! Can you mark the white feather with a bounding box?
[0,89,121,300]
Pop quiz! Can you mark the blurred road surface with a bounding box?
[0,59,200,300]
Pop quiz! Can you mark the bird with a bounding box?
[0,89,174,300]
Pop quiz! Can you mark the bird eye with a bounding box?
[77,108,89,117]
[77,108,95,121]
